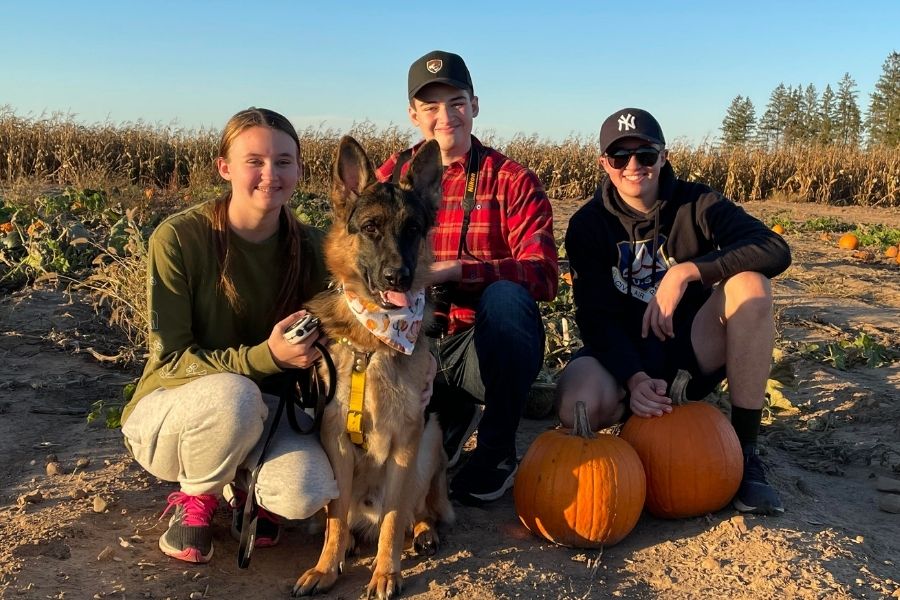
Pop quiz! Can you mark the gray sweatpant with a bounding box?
[121,373,338,520]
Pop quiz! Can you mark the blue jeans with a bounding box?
[429,280,545,457]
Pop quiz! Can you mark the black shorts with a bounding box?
[573,306,726,402]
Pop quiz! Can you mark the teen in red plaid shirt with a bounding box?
[376,50,558,505]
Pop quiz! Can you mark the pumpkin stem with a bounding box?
[670,369,692,406]
[573,400,595,439]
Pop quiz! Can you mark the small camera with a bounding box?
[425,284,456,338]
[283,314,320,344]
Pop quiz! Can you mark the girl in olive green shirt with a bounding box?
[122,108,337,564]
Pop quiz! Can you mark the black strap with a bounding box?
[237,340,336,568]
[285,342,336,435]
[456,143,481,261]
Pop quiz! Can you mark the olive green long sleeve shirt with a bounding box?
[123,202,327,423]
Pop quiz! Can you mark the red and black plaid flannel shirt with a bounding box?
[376,136,558,334]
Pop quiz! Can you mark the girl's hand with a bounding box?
[268,311,321,369]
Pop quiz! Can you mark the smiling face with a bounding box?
[216,125,301,230]
[600,137,668,211]
[408,83,479,165]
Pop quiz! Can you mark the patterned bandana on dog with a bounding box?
[343,289,426,355]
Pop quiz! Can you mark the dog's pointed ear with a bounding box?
[332,135,375,220]
[402,139,442,221]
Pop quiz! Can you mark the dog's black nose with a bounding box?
[382,266,410,287]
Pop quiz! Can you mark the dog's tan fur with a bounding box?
[293,137,453,600]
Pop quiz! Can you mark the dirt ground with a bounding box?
[1,199,899,600]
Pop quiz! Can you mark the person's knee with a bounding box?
[482,279,529,300]
[556,357,623,430]
[725,271,773,302]
[723,272,774,321]
[256,447,337,520]
[476,281,541,343]
[479,281,539,320]
[259,480,333,521]
[198,373,266,438]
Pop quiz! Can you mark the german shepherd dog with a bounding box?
[293,137,453,599]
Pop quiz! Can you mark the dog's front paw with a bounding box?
[413,526,439,557]
[292,567,339,597]
[366,571,403,599]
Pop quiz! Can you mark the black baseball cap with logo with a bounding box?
[599,108,666,154]
[408,50,474,100]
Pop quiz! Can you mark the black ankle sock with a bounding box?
[731,407,762,448]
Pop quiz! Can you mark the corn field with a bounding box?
[2,109,898,206]
[2,110,898,399]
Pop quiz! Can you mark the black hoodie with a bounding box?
[565,162,791,386]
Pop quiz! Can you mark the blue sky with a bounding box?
[2,1,897,145]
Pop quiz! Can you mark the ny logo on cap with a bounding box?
[426,59,443,73]
[618,114,636,131]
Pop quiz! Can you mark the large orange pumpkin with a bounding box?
[885,245,898,258]
[619,371,743,519]
[838,233,859,250]
[514,401,646,547]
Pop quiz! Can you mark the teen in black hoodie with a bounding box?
[557,108,791,515]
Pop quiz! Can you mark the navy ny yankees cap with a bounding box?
[408,50,474,101]
[599,108,666,154]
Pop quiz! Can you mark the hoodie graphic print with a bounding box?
[565,162,792,386]
[613,234,672,303]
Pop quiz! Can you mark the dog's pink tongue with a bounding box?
[381,290,411,307]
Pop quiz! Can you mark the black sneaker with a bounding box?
[228,489,282,548]
[450,449,518,505]
[158,491,218,563]
[733,445,784,515]
[438,401,483,468]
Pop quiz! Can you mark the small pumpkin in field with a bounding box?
[838,233,859,250]
[619,371,743,519]
[885,245,898,258]
[514,401,646,547]
[771,224,785,235]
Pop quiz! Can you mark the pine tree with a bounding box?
[758,83,789,148]
[835,73,862,146]
[866,51,900,147]
[801,84,820,143]
[818,84,837,145]
[720,95,756,146]
[782,85,805,144]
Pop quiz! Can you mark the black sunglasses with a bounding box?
[605,147,661,169]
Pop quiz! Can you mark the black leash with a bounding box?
[237,340,336,569]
